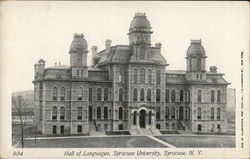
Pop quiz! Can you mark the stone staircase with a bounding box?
[150,128,161,135]
[89,130,106,136]
[129,128,161,136]
[129,129,140,135]
[177,120,193,134]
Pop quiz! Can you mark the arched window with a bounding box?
[156,89,161,102]
[198,90,202,102]
[133,69,138,83]
[217,90,221,102]
[197,107,201,120]
[60,87,65,101]
[140,89,145,101]
[156,107,161,120]
[187,107,190,120]
[77,107,82,120]
[211,90,215,102]
[119,69,125,83]
[197,58,201,71]
[97,106,101,119]
[52,106,57,120]
[148,69,152,84]
[88,106,92,121]
[147,89,151,102]
[171,107,175,119]
[148,111,152,125]
[171,90,176,102]
[211,108,214,120]
[133,111,137,125]
[165,89,169,102]
[77,87,83,100]
[60,107,65,120]
[133,88,138,101]
[119,107,123,120]
[52,87,58,100]
[119,88,124,102]
[140,68,145,83]
[217,108,221,120]
[156,70,161,84]
[97,88,102,101]
[165,107,169,119]
[104,88,109,101]
[139,46,146,59]
[89,88,92,101]
[187,90,191,102]
[104,106,108,119]
[180,90,184,102]
[217,124,221,132]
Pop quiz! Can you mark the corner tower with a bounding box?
[69,33,88,78]
[186,39,207,80]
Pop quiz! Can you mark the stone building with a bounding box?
[33,13,229,135]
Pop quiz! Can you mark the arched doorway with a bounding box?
[139,109,146,128]
[179,106,184,121]
[89,106,92,121]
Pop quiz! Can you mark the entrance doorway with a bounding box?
[179,106,184,121]
[139,109,146,128]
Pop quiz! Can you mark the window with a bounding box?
[165,107,169,119]
[140,89,145,101]
[156,107,161,120]
[77,87,83,100]
[217,108,220,120]
[217,90,221,102]
[81,70,83,76]
[133,111,137,125]
[97,88,102,101]
[60,87,65,100]
[166,123,169,129]
[148,111,152,125]
[133,89,138,101]
[187,107,190,120]
[140,68,145,83]
[60,107,65,120]
[171,107,175,119]
[156,89,161,102]
[119,124,123,130]
[52,106,57,120]
[211,90,215,102]
[133,69,138,83]
[148,69,152,84]
[211,124,214,132]
[52,87,58,100]
[89,88,92,101]
[197,107,201,120]
[88,106,92,121]
[180,90,184,102]
[77,69,80,76]
[119,88,124,102]
[171,90,176,102]
[77,125,82,133]
[60,125,64,134]
[147,89,151,102]
[97,106,101,119]
[156,124,161,129]
[119,107,123,120]
[104,88,108,101]
[104,106,108,119]
[187,90,191,102]
[172,123,176,130]
[165,89,169,102]
[198,90,202,102]
[156,70,161,84]
[198,124,202,132]
[119,69,125,83]
[77,107,82,120]
[217,124,221,132]
[139,46,146,59]
[53,125,57,134]
[211,108,214,120]
[197,58,201,71]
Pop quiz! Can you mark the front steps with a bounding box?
[89,130,106,136]
[129,128,161,136]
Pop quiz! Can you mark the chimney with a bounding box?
[155,43,162,48]
[210,66,217,73]
[91,46,98,58]
[105,39,112,56]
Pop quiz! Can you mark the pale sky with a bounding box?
[0,1,249,93]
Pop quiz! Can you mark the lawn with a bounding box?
[17,136,167,148]
[156,135,235,148]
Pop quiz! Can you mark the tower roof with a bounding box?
[129,13,151,31]
[186,39,206,56]
[69,33,88,53]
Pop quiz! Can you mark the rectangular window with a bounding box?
[60,125,64,134]
[53,125,57,134]
[77,125,82,133]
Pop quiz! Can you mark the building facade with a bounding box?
[33,13,229,135]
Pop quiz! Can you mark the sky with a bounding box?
[0,1,249,93]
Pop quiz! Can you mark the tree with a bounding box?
[12,95,27,148]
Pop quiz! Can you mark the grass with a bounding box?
[156,135,235,148]
[17,136,167,148]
